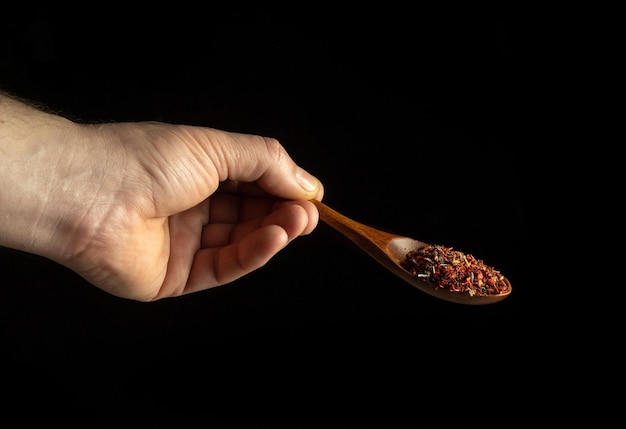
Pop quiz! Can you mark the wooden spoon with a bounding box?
[311,199,512,305]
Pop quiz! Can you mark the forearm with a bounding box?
[0,93,82,258]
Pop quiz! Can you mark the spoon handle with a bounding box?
[311,199,400,258]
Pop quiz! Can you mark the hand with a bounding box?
[0,94,323,301]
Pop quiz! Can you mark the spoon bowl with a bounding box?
[312,199,512,305]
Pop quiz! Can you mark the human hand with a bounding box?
[0,95,323,301]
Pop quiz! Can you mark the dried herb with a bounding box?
[401,244,510,296]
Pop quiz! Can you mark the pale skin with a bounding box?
[0,93,324,301]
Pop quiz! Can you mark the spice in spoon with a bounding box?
[400,244,510,296]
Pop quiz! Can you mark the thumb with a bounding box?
[203,128,323,200]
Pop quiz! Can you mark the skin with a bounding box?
[0,93,324,301]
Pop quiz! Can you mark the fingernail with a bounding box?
[296,167,319,192]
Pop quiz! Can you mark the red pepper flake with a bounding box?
[400,244,510,296]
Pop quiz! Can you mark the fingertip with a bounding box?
[314,185,324,201]
[296,167,323,197]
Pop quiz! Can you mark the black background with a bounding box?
[1,5,535,428]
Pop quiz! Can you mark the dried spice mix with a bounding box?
[401,244,510,296]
